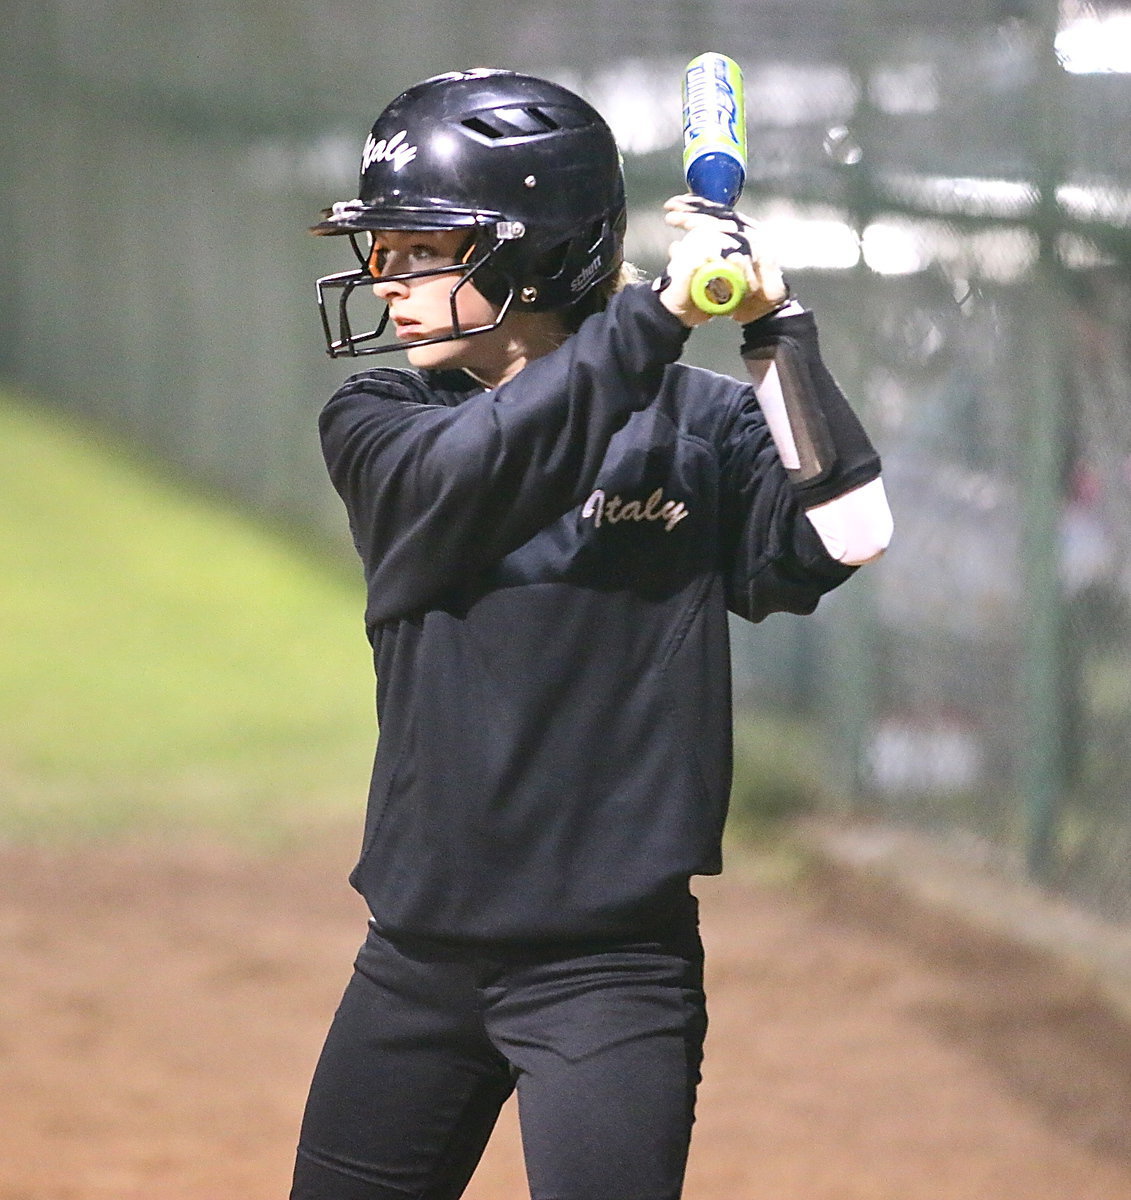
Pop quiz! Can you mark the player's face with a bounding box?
[366,229,518,383]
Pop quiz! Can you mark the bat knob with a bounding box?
[690,259,747,315]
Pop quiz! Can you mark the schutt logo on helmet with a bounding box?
[570,255,606,295]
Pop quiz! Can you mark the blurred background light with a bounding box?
[1057,6,1131,73]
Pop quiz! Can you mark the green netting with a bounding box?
[3,0,1129,914]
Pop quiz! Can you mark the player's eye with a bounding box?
[408,243,456,268]
[363,236,461,279]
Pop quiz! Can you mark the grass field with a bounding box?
[0,390,376,843]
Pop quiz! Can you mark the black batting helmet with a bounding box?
[311,69,627,356]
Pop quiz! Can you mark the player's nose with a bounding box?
[372,275,409,301]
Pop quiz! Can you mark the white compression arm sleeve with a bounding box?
[803,477,893,565]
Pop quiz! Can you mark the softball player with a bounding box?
[293,68,892,1200]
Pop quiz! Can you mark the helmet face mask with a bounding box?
[311,69,626,358]
[314,221,522,356]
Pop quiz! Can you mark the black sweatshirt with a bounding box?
[320,283,858,944]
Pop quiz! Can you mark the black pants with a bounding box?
[291,909,707,1200]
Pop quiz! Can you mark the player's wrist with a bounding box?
[652,273,713,328]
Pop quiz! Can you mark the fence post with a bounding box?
[1019,272,1069,880]
[1019,0,1070,880]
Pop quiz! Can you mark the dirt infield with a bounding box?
[2,825,1130,1200]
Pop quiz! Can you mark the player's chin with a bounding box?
[404,334,482,373]
[403,337,458,367]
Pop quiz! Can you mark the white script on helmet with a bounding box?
[570,254,605,294]
[362,130,418,173]
[581,487,689,533]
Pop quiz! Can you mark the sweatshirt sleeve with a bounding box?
[717,387,859,624]
[319,284,691,622]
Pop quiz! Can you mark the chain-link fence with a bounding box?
[3,0,1130,917]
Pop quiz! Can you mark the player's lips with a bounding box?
[390,315,424,339]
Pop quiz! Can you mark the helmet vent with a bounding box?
[461,106,563,140]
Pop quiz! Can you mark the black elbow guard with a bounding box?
[740,310,881,507]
